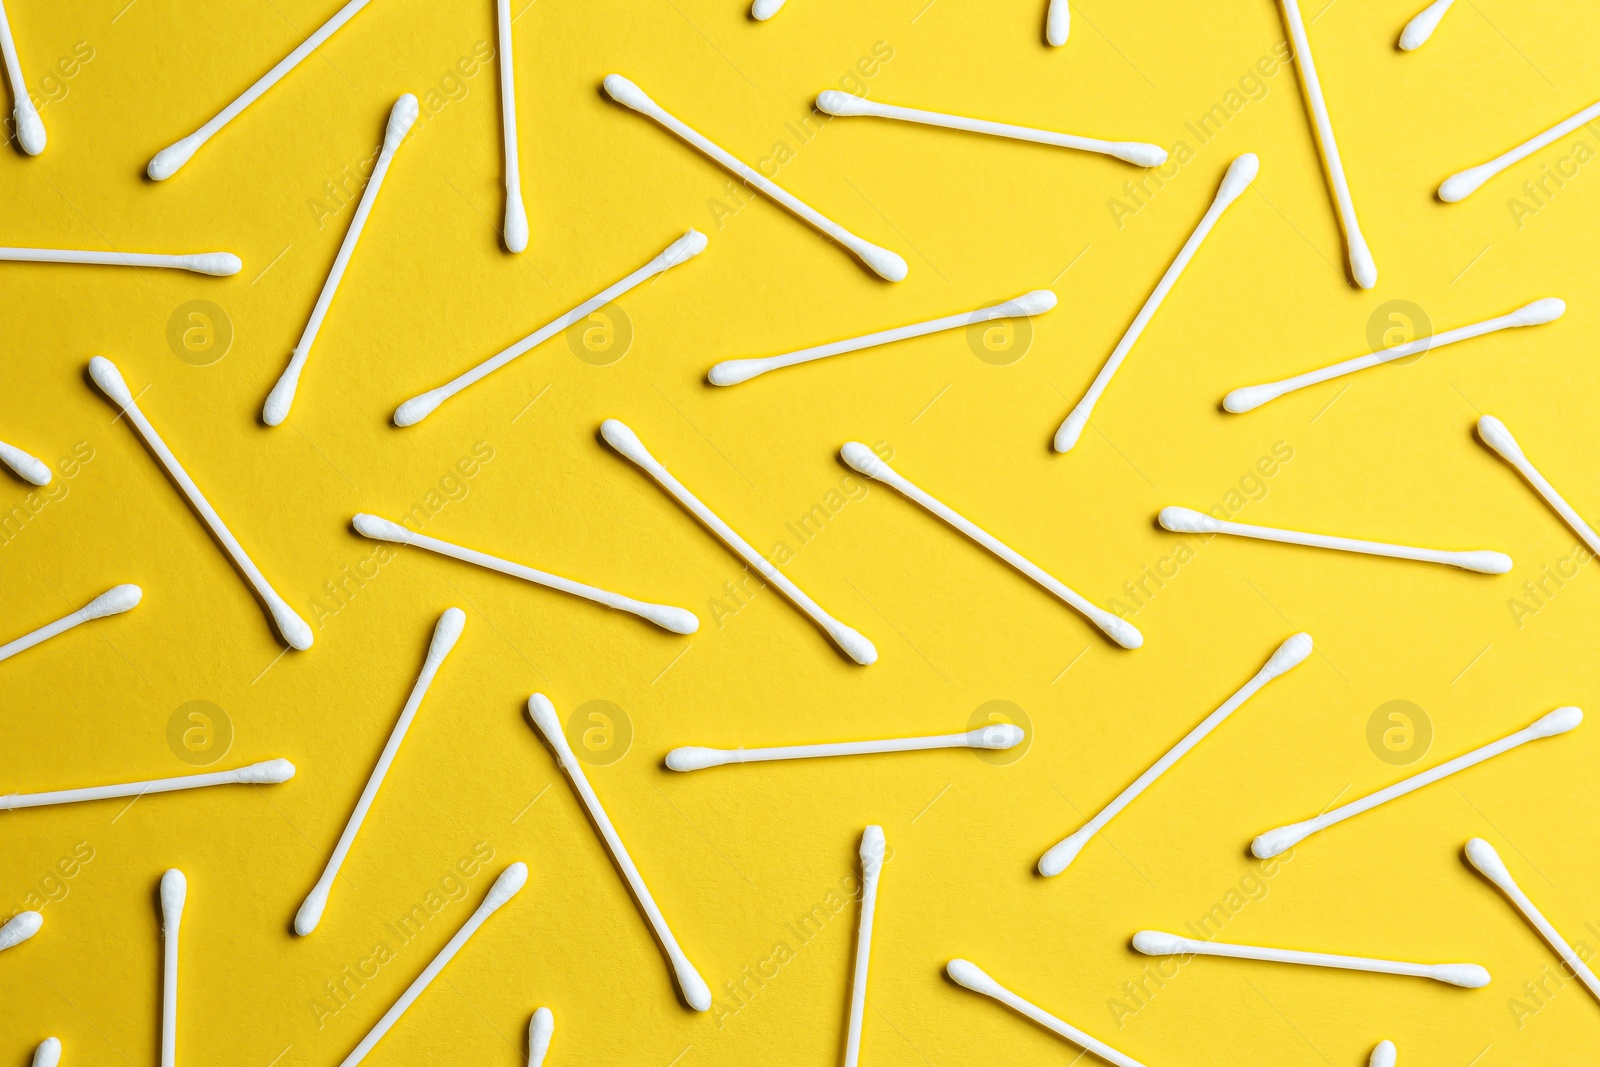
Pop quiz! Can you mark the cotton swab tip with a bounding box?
[1439,164,1493,203]
[752,0,785,19]
[183,253,243,276]
[352,513,413,543]
[815,90,869,116]
[1466,836,1514,890]
[1218,153,1261,202]
[680,963,713,1012]
[839,441,887,479]
[1038,831,1086,876]
[237,758,297,783]
[272,603,315,651]
[147,134,202,181]
[706,360,764,386]
[636,603,700,634]
[1103,615,1144,649]
[485,861,529,908]
[8,450,52,485]
[1454,550,1513,574]
[386,93,420,141]
[1434,963,1492,988]
[31,1037,60,1067]
[160,869,187,919]
[85,584,143,618]
[1115,142,1169,167]
[656,228,709,268]
[1263,632,1314,677]
[602,74,653,112]
[969,724,1025,749]
[526,692,565,745]
[429,607,467,660]
[261,367,300,426]
[857,243,909,282]
[1370,1040,1397,1067]
[1532,705,1583,737]
[392,390,445,426]
[1349,235,1378,290]
[861,825,886,870]
[665,747,728,771]
[529,1008,555,1065]
[946,958,1002,996]
[88,356,134,407]
[0,910,43,949]
[1222,383,1283,413]
[1132,930,1190,955]
[1513,297,1566,326]
[1476,415,1521,460]
[1251,824,1306,859]
[1158,506,1224,534]
[503,193,529,254]
[294,884,330,936]
[831,622,879,665]
[1053,409,1088,453]
[1008,289,1058,315]
[600,418,652,465]
[14,100,45,155]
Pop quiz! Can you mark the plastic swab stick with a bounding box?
[752,0,786,19]
[1158,506,1512,574]
[147,0,376,180]
[947,959,1146,1067]
[0,584,142,665]
[527,694,711,1010]
[1253,707,1582,858]
[0,247,239,275]
[816,92,1162,166]
[1039,633,1311,876]
[528,1007,554,1067]
[843,443,1141,648]
[353,513,697,634]
[710,290,1056,385]
[1467,838,1600,1004]
[159,870,185,1067]
[1045,0,1070,46]
[0,437,50,484]
[394,229,707,425]
[0,0,42,154]
[336,863,528,1067]
[1054,154,1257,452]
[1280,0,1378,288]
[31,1038,60,1067]
[604,419,875,663]
[1224,298,1566,413]
[1370,1040,1397,1067]
[603,74,906,281]
[1442,98,1600,202]
[844,827,885,1067]
[263,95,418,426]
[1132,930,1489,987]
[0,910,41,951]
[496,0,527,252]
[0,759,294,811]
[1479,415,1600,556]
[667,723,1024,771]
[294,609,465,935]
[1400,0,1455,49]
[90,356,313,650]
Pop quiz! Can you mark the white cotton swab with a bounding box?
[31,1038,60,1067]
[947,959,1146,1067]
[816,92,1163,166]
[1253,706,1582,858]
[90,356,313,650]
[1039,633,1311,876]
[752,0,786,19]
[1370,1040,1397,1067]
[353,513,697,634]
[295,608,465,936]
[1131,930,1490,987]
[1045,0,1070,46]
[159,869,185,1067]
[496,0,527,253]
[667,723,1024,771]
[1467,837,1600,1005]
[0,437,50,485]
[603,74,906,281]
[1479,415,1600,557]
[528,694,711,1010]
[0,910,42,951]
[1441,98,1600,202]
[337,863,528,1067]
[263,94,418,427]
[1400,0,1455,50]
[0,759,294,812]
[147,0,376,180]
[528,1007,554,1067]
[1158,506,1512,574]
[395,229,707,425]
[0,0,43,154]
[604,419,875,664]
[842,443,1141,648]
[0,584,142,665]
[1280,0,1378,288]
[0,247,240,276]
[1054,154,1257,453]
[1224,298,1566,413]
[710,289,1056,386]
[844,827,885,1067]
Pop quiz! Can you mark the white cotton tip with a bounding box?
[1513,297,1566,326]
[839,441,888,480]
[0,910,43,950]
[88,356,134,407]
[160,869,187,923]
[1401,0,1452,49]
[1439,164,1493,203]
[1046,0,1070,46]
[600,418,652,465]
[1114,142,1169,167]
[528,1007,555,1067]
[1370,1039,1397,1067]
[1349,232,1378,290]
[526,693,566,749]
[1132,930,1190,955]
[1251,822,1309,859]
[1102,615,1144,649]
[272,603,315,651]
[1158,506,1224,534]
[294,884,329,937]
[602,73,653,113]
[831,623,879,665]
[946,958,1003,997]
[3,447,52,485]
[1531,705,1583,738]
[352,513,413,544]
[969,724,1025,749]
[1216,153,1260,204]
[32,1037,61,1067]
[182,252,242,276]
[237,758,297,783]
[1452,550,1513,574]
[485,861,529,909]
[676,961,712,1011]
[392,390,445,427]
[1466,836,1515,892]
[1476,415,1522,462]
[665,747,730,771]
[1263,632,1314,678]
[1433,963,1491,988]
[147,134,202,181]
[1222,383,1283,413]
[1007,289,1058,316]
[386,93,420,142]
[84,584,143,619]
[14,99,45,155]
[261,364,301,426]
[1038,831,1086,877]
[504,192,529,253]
[752,0,786,19]
[656,228,709,269]
[429,607,467,661]
[706,360,765,387]
[815,90,869,116]
[637,603,700,634]
[857,243,909,283]
[861,824,887,872]
[1053,409,1088,453]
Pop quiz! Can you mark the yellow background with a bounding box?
[4,0,1600,1063]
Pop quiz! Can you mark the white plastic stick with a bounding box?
[0,585,142,665]
[89,356,313,650]
[159,870,185,1067]
[527,1007,554,1067]
[1054,154,1258,452]
[31,1038,60,1067]
[527,694,711,1010]
[353,513,697,634]
[816,92,1162,165]
[710,289,1056,386]
[604,419,875,663]
[1370,1040,1397,1067]
[1399,0,1455,49]
[1039,633,1311,876]
[147,0,376,180]
[752,0,786,19]
[0,437,50,484]
[337,863,528,1067]
[1158,505,1512,574]
[667,723,1024,771]
[264,95,418,426]
[395,229,707,425]
[1253,707,1582,858]
[1442,97,1600,202]
[844,827,885,1067]
[0,0,43,154]
[294,609,465,936]
[0,910,41,951]
[1467,837,1600,1004]
[947,959,1145,1067]
[496,0,527,252]
[0,759,294,811]
[1280,0,1378,288]
[1045,0,1070,46]
[1131,930,1489,987]
[603,74,906,281]
[1479,415,1600,557]
[0,247,240,276]
[843,443,1141,648]
[1224,298,1566,412]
